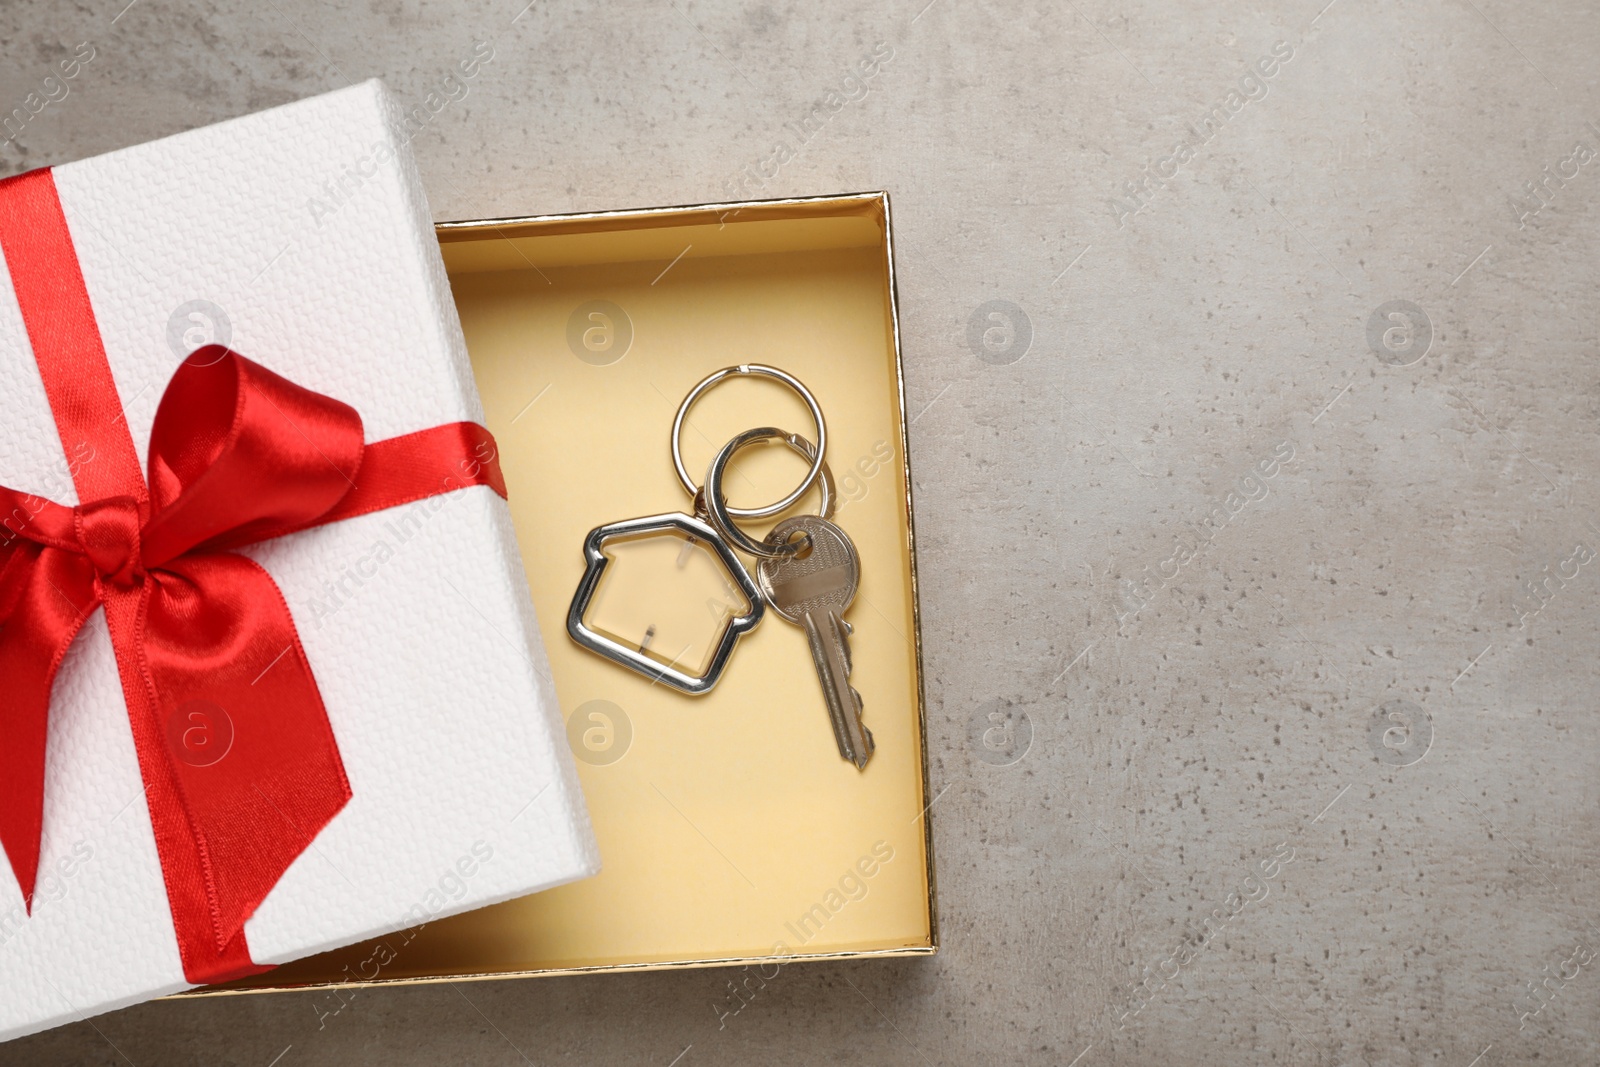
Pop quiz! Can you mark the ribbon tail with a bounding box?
[318,422,507,526]
[136,553,350,979]
[0,543,96,911]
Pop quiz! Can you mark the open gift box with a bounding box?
[199,192,938,996]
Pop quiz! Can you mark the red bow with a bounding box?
[0,168,506,983]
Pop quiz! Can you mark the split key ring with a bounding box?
[672,364,827,519]
[703,427,835,559]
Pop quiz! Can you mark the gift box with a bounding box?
[0,81,598,1041]
[198,192,937,998]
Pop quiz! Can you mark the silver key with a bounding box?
[757,515,873,770]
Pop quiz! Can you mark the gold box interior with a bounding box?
[209,194,932,993]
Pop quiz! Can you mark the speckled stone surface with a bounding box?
[2,1,1599,1063]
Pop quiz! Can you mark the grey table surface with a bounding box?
[3,0,1599,1064]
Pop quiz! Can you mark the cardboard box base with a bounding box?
[191,193,934,995]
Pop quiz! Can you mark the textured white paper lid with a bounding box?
[0,80,598,1041]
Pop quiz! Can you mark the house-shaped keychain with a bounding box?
[568,508,765,694]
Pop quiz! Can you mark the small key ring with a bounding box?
[703,427,833,559]
[672,364,827,519]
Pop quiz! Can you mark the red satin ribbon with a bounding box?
[0,168,507,984]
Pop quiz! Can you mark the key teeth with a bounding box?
[852,726,875,769]
[838,618,869,770]
[852,689,872,769]
[834,612,854,675]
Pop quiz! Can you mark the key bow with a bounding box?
[0,345,374,977]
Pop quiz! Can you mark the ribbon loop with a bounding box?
[143,347,365,566]
[0,487,79,553]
